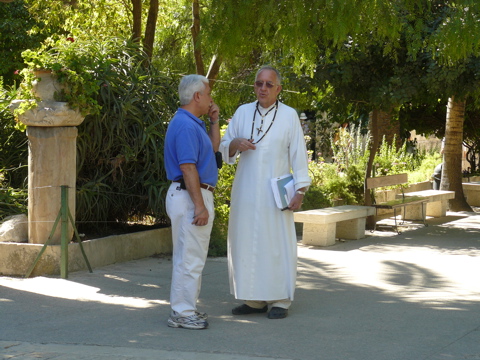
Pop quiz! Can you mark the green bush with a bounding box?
[209,203,229,256]
[0,79,28,189]
[302,186,330,209]
[0,185,27,220]
[73,37,178,234]
[373,135,425,176]
[305,161,365,208]
[208,127,236,256]
[408,150,441,184]
[0,78,28,220]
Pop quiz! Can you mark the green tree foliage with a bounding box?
[0,0,52,86]
[0,80,27,189]
[24,0,132,40]
[0,80,28,220]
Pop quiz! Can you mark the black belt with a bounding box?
[173,181,215,193]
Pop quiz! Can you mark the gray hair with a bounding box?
[255,66,282,85]
[178,74,209,105]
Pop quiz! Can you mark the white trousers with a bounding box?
[166,183,214,317]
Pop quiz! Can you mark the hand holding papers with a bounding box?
[271,174,295,210]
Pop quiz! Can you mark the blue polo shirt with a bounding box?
[164,108,218,187]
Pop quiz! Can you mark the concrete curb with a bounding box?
[0,227,172,277]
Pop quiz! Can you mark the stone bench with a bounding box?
[366,173,429,233]
[463,182,480,206]
[398,190,455,218]
[294,205,375,247]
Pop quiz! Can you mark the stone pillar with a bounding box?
[27,127,78,244]
[9,71,85,245]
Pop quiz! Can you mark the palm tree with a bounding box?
[441,97,472,211]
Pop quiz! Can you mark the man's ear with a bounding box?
[193,91,201,103]
[276,85,282,95]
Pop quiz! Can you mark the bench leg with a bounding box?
[403,204,424,220]
[464,190,480,206]
[302,223,336,247]
[426,200,448,217]
[336,218,367,240]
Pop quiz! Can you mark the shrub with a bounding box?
[0,78,28,220]
[408,150,441,184]
[306,161,365,207]
[0,184,27,220]
[208,126,236,255]
[373,135,425,176]
[74,38,178,234]
[209,204,229,256]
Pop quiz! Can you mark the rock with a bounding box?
[0,214,28,243]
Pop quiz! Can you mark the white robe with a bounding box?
[219,101,311,301]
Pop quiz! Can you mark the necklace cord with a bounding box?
[249,100,279,145]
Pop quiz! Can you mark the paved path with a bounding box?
[1,212,480,360]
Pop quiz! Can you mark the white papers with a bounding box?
[271,174,295,209]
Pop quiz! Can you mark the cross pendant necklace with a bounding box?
[249,100,279,145]
[255,103,276,135]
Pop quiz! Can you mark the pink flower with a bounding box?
[14,70,19,75]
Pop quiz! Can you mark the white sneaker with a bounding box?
[170,310,208,320]
[195,311,208,320]
[168,313,208,330]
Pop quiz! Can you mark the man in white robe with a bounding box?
[219,66,311,319]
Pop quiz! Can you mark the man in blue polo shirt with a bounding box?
[164,74,220,330]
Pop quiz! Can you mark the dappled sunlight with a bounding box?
[103,274,160,289]
[297,246,480,309]
[103,274,130,282]
[0,276,168,308]
[355,243,480,257]
[218,316,260,324]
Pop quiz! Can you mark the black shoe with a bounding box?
[267,307,288,319]
[232,304,268,315]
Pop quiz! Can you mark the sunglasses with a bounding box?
[254,81,277,88]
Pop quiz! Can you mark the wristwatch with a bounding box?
[296,190,306,195]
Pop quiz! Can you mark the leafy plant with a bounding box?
[73,38,178,234]
[408,150,441,184]
[0,78,28,189]
[0,184,27,221]
[331,123,370,171]
[208,125,236,255]
[0,78,28,221]
[209,204,230,256]
[373,135,425,177]
[16,35,107,118]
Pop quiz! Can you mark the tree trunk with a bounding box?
[375,109,401,149]
[191,0,205,75]
[142,0,159,63]
[441,97,472,211]
[206,54,223,89]
[365,109,380,229]
[131,0,142,43]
